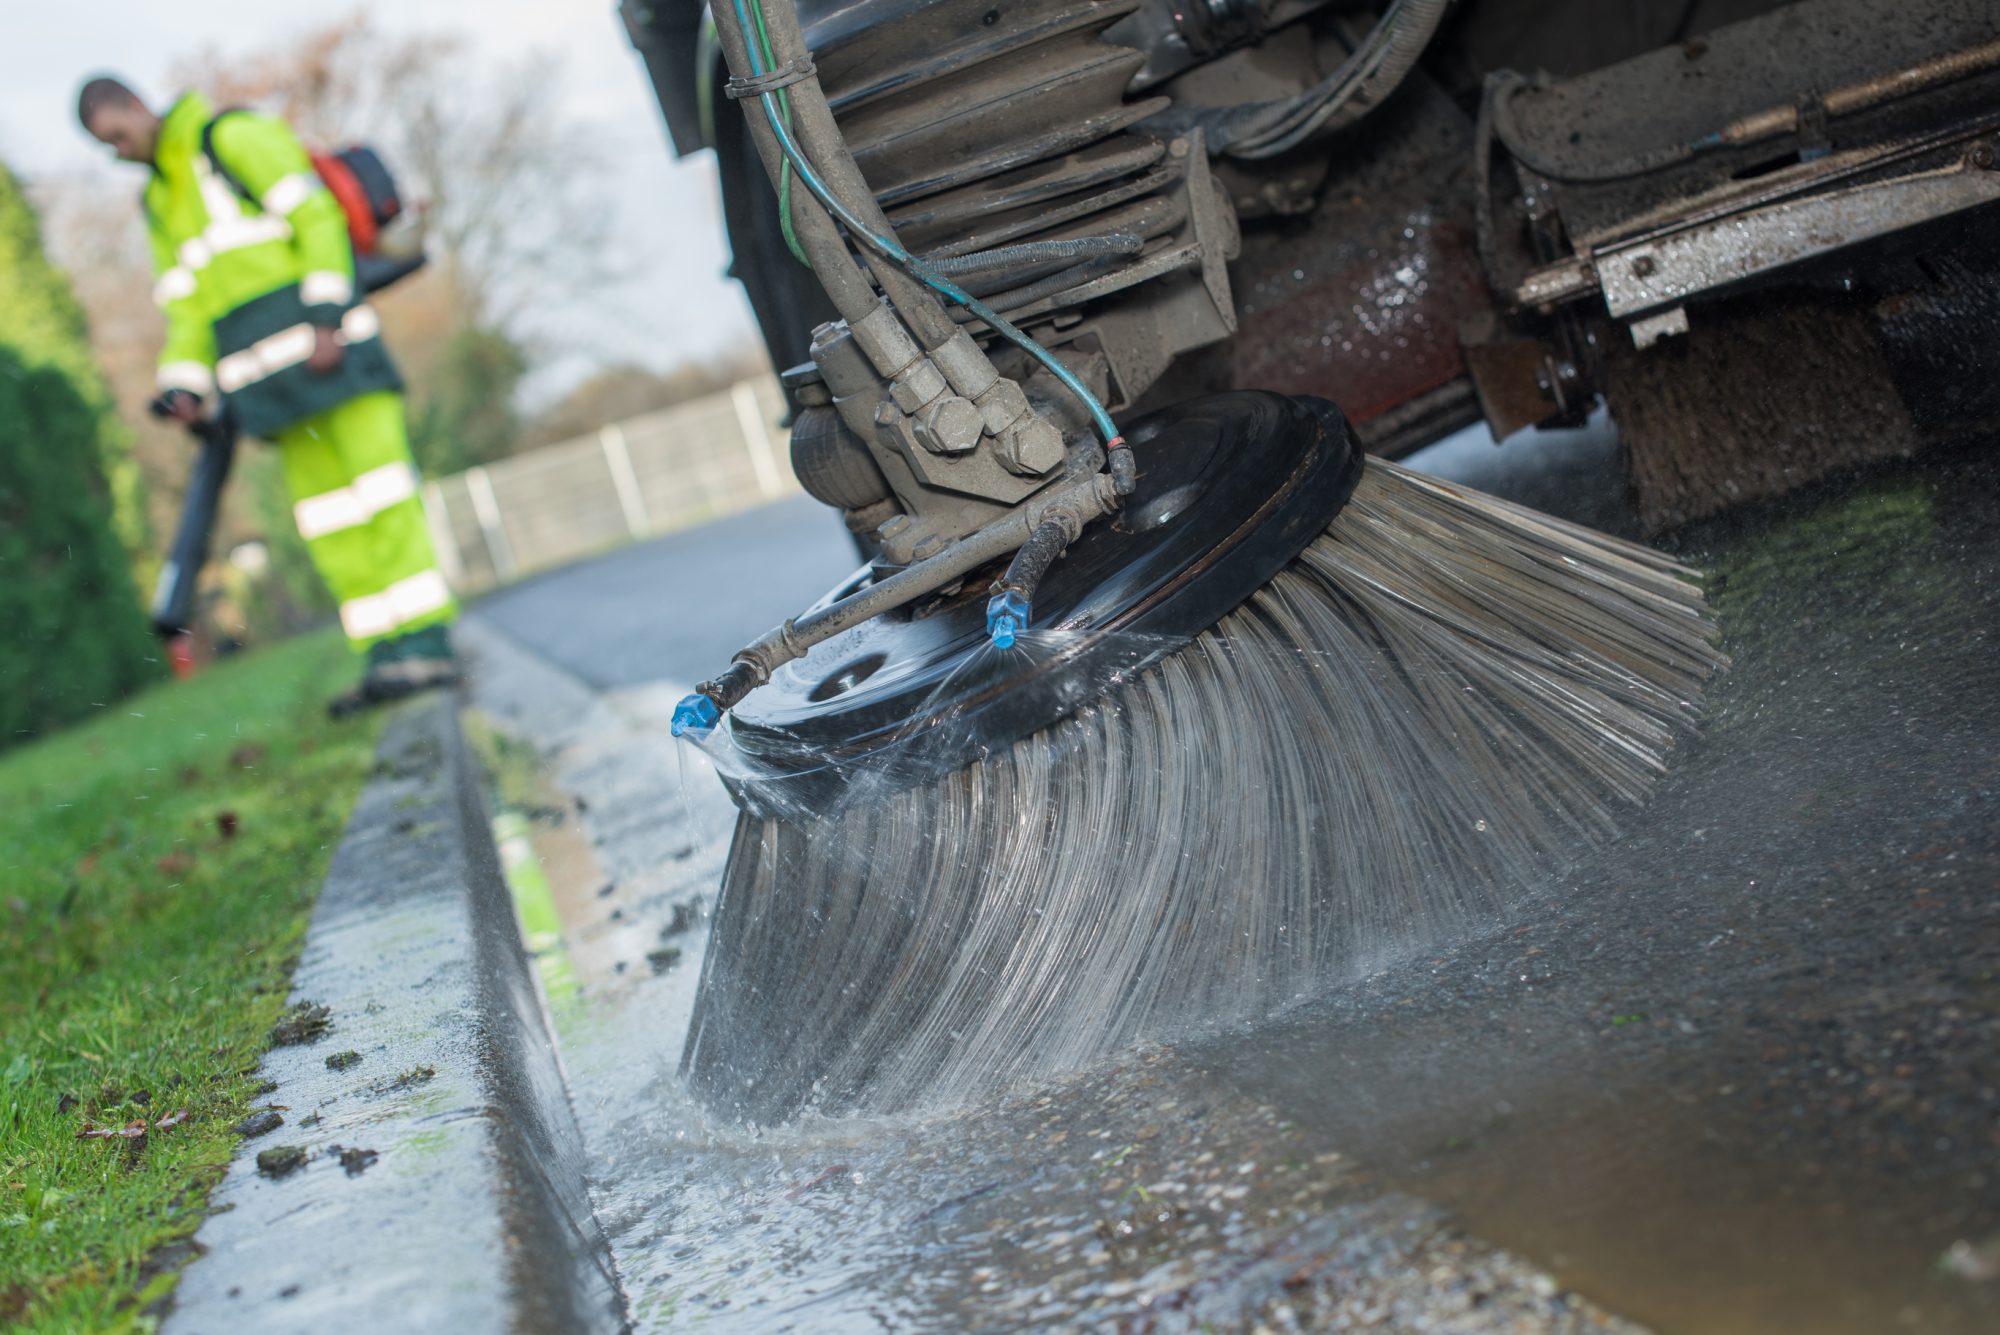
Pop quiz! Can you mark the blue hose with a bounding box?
[731,0,1122,449]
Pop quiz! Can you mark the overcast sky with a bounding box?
[3,0,759,391]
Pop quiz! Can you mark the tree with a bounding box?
[0,163,159,745]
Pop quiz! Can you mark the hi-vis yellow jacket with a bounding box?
[143,90,399,438]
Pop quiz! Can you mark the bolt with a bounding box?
[1971,143,1997,171]
[873,399,901,427]
[911,535,948,560]
[912,395,982,455]
[877,513,911,539]
[1631,255,1657,279]
[994,415,1066,476]
[1169,137,1189,158]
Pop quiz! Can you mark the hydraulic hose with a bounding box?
[1156,0,1452,161]
[723,0,1124,449]
[948,255,1125,317]
[746,0,973,358]
[924,232,1143,280]
[709,9,881,324]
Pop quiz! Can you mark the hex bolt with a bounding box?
[1972,143,1998,171]
[995,416,1066,476]
[912,396,982,455]
[1631,255,1657,279]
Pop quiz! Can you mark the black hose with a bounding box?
[925,232,1143,280]
[1107,440,1136,496]
[997,517,1073,601]
[947,254,1126,322]
[1148,0,1452,160]
[700,659,765,712]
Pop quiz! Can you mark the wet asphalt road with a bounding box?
[474,494,856,693]
[470,424,1999,1332]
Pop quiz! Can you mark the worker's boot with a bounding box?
[328,625,461,718]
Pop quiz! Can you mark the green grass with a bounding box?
[0,630,381,1332]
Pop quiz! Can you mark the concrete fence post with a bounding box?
[731,380,786,500]
[465,465,517,583]
[419,480,468,589]
[599,423,651,538]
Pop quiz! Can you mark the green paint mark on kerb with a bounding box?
[492,809,579,1011]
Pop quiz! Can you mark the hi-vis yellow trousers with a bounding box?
[274,390,456,651]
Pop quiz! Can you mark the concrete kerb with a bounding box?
[164,696,627,1335]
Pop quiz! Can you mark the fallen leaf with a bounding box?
[155,851,194,877]
[76,1120,149,1141]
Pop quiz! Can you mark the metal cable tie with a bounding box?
[726,56,818,99]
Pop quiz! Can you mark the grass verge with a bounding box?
[0,630,380,1332]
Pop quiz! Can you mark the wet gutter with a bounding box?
[162,697,627,1335]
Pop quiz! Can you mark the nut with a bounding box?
[994,415,1066,476]
[888,359,948,414]
[972,377,1031,435]
[912,396,982,455]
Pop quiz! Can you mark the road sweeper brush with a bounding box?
[664,0,1726,1122]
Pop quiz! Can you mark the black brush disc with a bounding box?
[717,391,1362,815]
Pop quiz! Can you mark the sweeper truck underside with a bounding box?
[627,0,2000,532]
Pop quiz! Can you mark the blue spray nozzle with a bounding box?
[986,589,1031,649]
[671,692,722,740]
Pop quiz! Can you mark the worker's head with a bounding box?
[77,76,158,164]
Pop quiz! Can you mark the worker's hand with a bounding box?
[149,389,204,425]
[307,326,345,374]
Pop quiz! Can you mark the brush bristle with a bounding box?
[683,459,1728,1123]
[1607,296,1918,534]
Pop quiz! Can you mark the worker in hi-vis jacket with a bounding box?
[78,75,457,712]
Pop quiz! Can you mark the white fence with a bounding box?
[420,375,796,593]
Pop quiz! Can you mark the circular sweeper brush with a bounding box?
[712,392,1359,817]
[682,392,1727,1124]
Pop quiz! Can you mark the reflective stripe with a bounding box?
[215,305,383,393]
[292,463,419,541]
[300,270,353,307]
[342,305,380,341]
[338,569,452,641]
[216,324,313,393]
[180,158,293,273]
[152,266,197,307]
[157,361,215,396]
[352,461,417,512]
[293,488,369,541]
[260,171,319,217]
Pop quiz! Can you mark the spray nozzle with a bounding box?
[986,588,1031,649]
[671,692,723,740]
